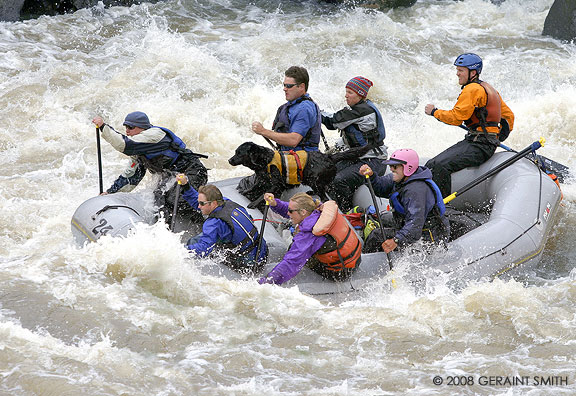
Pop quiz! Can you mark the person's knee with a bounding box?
[329,176,351,197]
[368,160,386,176]
[187,169,208,188]
[332,171,349,185]
[427,158,454,176]
[424,158,436,169]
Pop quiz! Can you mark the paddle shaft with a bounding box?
[264,137,278,150]
[365,175,393,270]
[96,126,104,194]
[457,124,569,181]
[443,139,543,204]
[255,201,269,261]
[170,181,182,231]
[320,130,330,151]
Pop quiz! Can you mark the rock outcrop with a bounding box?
[543,0,576,41]
[323,0,417,9]
[0,0,155,21]
[0,0,26,21]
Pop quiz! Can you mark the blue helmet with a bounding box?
[454,53,483,74]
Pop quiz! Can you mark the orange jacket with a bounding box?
[434,81,514,134]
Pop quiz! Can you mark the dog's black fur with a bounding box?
[229,142,372,208]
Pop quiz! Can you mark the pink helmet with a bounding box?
[383,149,419,176]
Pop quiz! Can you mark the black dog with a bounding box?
[229,142,371,208]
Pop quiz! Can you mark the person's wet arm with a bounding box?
[187,219,231,256]
[432,85,481,126]
[371,173,395,198]
[258,231,326,284]
[270,198,290,218]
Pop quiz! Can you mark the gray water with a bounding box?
[1,0,575,395]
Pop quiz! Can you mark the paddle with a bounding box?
[365,174,393,271]
[170,180,182,231]
[255,199,269,264]
[443,138,545,204]
[264,136,278,150]
[96,126,104,194]
[255,120,280,150]
[457,124,569,182]
[320,130,330,152]
[499,142,570,183]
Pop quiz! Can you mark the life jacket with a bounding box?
[138,126,188,173]
[389,178,449,244]
[389,178,446,216]
[464,81,502,135]
[364,100,387,156]
[342,99,387,157]
[271,95,322,151]
[267,150,309,185]
[208,200,260,263]
[366,99,386,141]
[311,201,362,272]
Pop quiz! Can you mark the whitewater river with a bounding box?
[1,0,575,394]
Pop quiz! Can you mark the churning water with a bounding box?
[0,0,575,394]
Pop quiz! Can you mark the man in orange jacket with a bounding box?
[424,53,515,198]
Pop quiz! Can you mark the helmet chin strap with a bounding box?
[399,167,407,182]
[467,69,480,85]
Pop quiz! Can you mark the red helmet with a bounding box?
[383,149,419,176]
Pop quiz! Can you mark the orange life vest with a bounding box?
[312,201,362,272]
[465,81,502,134]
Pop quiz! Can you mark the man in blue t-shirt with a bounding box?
[251,66,321,152]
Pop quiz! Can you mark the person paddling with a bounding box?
[177,176,268,273]
[359,149,450,253]
[424,53,515,198]
[321,76,388,213]
[258,192,361,285]
[92,112,208,224]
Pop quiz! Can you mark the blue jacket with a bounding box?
[370,166,449,245]
[183,187,267,265]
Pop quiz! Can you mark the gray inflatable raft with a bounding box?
[71,152,563,295]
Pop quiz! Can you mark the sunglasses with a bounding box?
[198,200,213,206]
[287,208,300,213]
[124,125,136,130]
[283,83,299,89]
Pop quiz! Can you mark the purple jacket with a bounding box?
[259,199,326,285]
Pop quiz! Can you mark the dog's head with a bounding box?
[228,142,274,171]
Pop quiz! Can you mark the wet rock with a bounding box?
[0,0,157,21]
[322,0,417,9]
[543,0,576,41]
[0,0,26,21]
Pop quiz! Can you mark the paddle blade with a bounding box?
[537,155,570,183]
